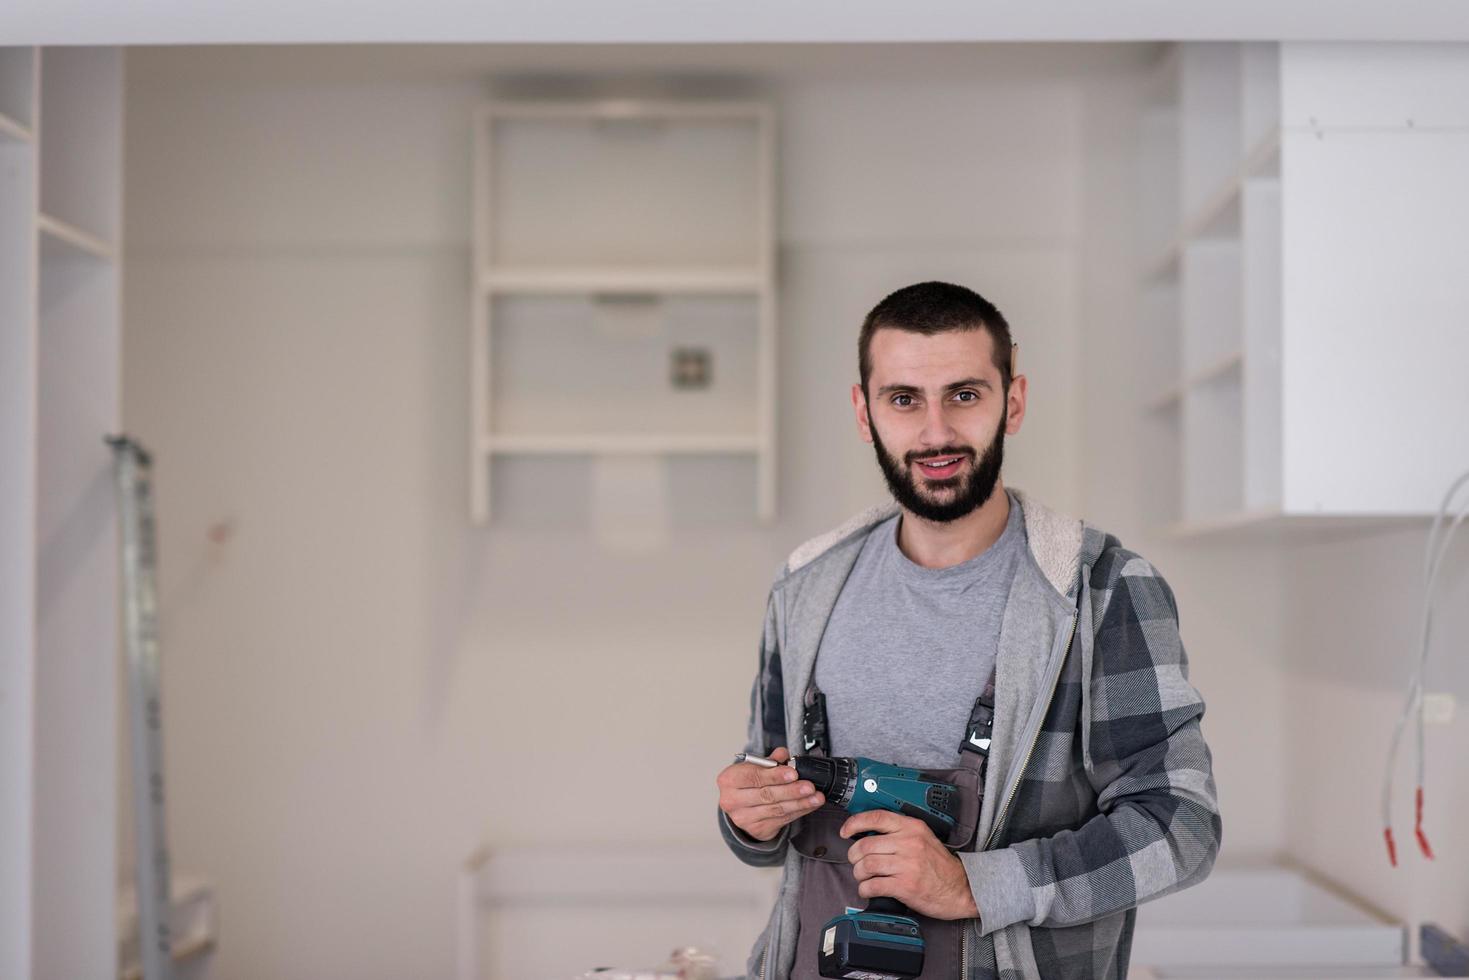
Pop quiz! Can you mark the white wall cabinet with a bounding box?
[1137,42,1469,534]
[470,100,778,524]
[1,44,122,980]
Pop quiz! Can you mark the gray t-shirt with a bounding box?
[812,489,1025,768]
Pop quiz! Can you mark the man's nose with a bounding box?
[919,401,958,446]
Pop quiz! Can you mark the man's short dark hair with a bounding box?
[858,281,1014,395]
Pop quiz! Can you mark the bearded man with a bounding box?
[716,281,1221,980]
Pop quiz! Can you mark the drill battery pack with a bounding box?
[817,907,925,980]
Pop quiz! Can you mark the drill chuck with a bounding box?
[793,756,857,807]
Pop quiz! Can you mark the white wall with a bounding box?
[121,43,1293,980]
[1280,532,1469,951]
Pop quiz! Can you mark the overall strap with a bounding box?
[803,663,996,769]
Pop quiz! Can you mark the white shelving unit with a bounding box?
[470,99,778,524]
[1,44,123,980]
[0,45,39,980]
[1135,42,1469,536]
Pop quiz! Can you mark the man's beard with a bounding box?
[868,406,1006,524]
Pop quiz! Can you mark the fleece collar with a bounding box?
[783,488,1082,600]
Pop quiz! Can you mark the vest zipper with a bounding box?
[981,608,1075,852]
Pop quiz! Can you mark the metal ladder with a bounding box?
[109,435,174,980]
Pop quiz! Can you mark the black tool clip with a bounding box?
[960,694,995,759]
[802,692,829,755]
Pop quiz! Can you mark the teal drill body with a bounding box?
[844,757,957,839]
[794,754,960,841]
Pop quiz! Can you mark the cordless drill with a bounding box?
[736,753,961,979]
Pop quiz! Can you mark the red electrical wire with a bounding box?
[1414,786,1435,860]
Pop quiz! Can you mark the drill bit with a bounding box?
[734,751,784,768]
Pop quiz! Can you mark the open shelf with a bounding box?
[38,212,115,260]
[37,48,121,247]
[0,111,31,143]
[485,291,758,438]
[1139,43,1276,534]
[1182,374,1244,523]
[1181,238,1242,377]
[1138,276,1181,410]
[480,266,764,295]
[0,47,36,137]
[1186,350,1243,389]
[7,41,139,980]
[481,104,765,272]
[1136,42,1469,534]
[1181,44,1243,224]
[471,98,777,524]
[1140,128,1280,282]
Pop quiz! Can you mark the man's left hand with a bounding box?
[839,811,980,921]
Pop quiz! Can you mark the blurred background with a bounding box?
[4,7,1469,980]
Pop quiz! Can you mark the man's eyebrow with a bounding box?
[875,377,994,396]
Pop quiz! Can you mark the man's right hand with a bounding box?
[717,746,826,842]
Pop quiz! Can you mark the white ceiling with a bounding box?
[5,0,1469,45]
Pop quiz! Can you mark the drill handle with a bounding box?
[853,833,914,918]
[865,896,911,917]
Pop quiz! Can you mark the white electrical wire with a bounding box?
[1380,467,1469,865]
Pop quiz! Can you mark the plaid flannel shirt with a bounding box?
[720,490,1221,980]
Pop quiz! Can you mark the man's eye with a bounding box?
[955,390,978,403]
[892,394,915,407]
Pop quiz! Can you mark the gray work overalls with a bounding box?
[787,665,996,980]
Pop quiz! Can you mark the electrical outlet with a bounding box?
[670,347,712,389]
[1422,692,1457,725]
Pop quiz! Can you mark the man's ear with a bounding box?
[1004,374,1028,435]
[851,383,873,443]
